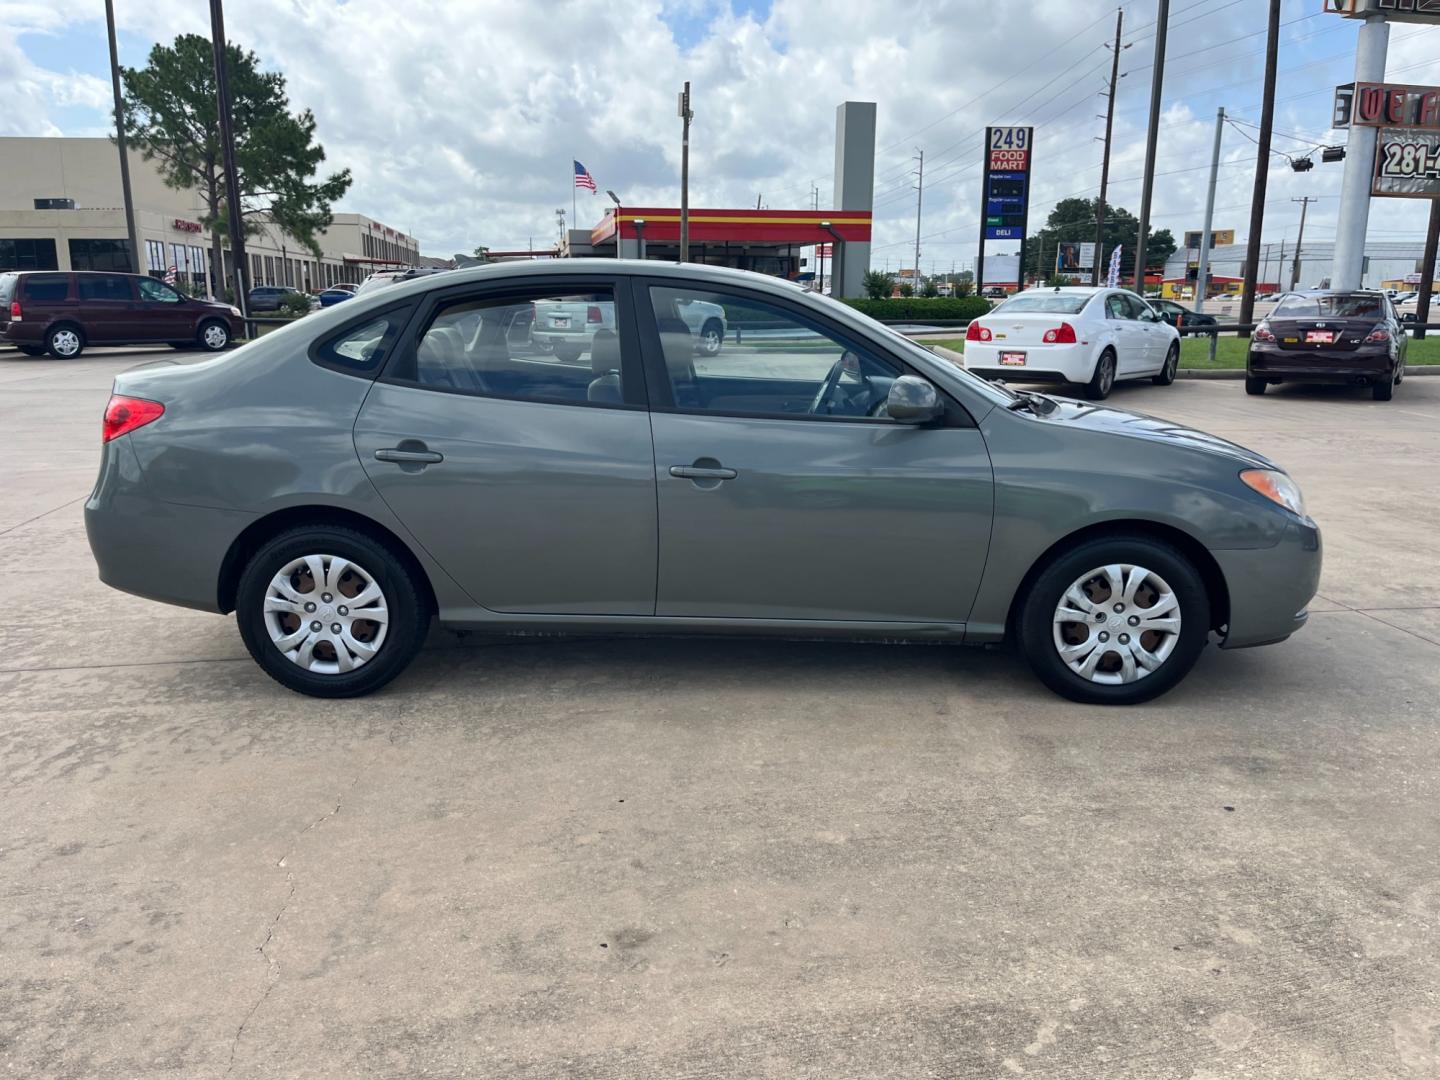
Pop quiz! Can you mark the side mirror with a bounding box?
[885,375,943,424]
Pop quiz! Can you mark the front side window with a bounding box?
[137,277,182,304]
[1105,293,1132,319]
[78,275,133,302]
[649,285,901,419]
[399,289,624,407]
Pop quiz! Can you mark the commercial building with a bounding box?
[1159,238,1435,300]
[0,137,418,296]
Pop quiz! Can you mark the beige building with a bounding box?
[0,137,419,296]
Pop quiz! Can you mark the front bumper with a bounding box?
[1249,344,1395,383]
[1212,518,1322,649]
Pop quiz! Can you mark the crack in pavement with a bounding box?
[1311,597,1440,649]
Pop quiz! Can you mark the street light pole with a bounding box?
[1238,0,1280,334]
[209,0,248,321]
[1194,107,1225,313]
[1134,0,1169,292]
[104,0,140,276]
[1290,196,1316,291]
[1095,7,1124,287]
[678,82,693,263]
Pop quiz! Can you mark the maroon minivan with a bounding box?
[0,271,243,358]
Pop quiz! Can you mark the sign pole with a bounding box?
[1417,198,1439,340]
[1332,13,1391,290]
[1134,0,1170,291]
[1239,0,1280,334]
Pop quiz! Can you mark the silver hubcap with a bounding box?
[703,330,720,352]
[52,330,80,356]
[1052,563,1181,684]
[203,324,227,349]
[264,554,389,674]
[1166,350,1177,377]
[1100,356,1114,392]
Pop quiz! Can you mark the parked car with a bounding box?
[247,285,308,312]
[1247,290,1408,401]
[85,260,1321,706]
[0,271,241,358]
[962,286,1181,400]
[1149,299,1217,329]
[354,268,448,296]
[315,288,356,308]
[531,294,726,362]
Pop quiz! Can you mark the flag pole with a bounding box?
[572,164,576,229]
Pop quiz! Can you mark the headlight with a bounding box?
[1240,468,1306,518]
[229,305,242,317]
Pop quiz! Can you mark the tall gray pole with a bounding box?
[679,82,692,263]
[1194,106,1225,313]
[913,148,924,291]
[1332,14,1390,291]
[1238,0,1280,334]
[209,0,248,318]
[1134,0,1169,291]
[1415,199,1438,341]
[1290,196,1315,291]
[104,0,140,275]
[1094,8,1124,287]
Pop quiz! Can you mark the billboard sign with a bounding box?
[1183,229,1235,251]
[1055,242,1096,281]
[982,126,1033,241]
[1333,81,1440,129]
[1326,0,1440,21]
[1373,128,1440,197]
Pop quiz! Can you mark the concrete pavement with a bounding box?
[2,347,1439,1079]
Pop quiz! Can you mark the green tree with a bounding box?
[1026,197,1177,285]
[920,275,940,298]
[861,268,891,300]
[472,244,491,261]
[898,282,914,298]
[122,34,351,294]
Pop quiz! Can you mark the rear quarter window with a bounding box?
[0,274,15,305]
[22,275,70,302]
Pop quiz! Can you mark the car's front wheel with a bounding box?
[1016,534,1211,705]
[235,525,430,698]
[198,319,231,352]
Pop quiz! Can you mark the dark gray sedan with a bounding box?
[85,261,1321,705]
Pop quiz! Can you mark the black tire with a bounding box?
[197,319,231,352]
[169,341,194,350]
[16,345,46,357]
[1153,342,1179,386]
[1245,374,1267,396]
[697,319,724,356]
[1016,534,1211,706]
[1084,349,1116,400]
[45,324,84,359]
[1373,371,1394,401]
[235,525,430,698]
[553,343,582,364]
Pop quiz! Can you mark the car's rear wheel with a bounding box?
[235,525,429,698]
[45,324,84,359]
[1016,535,1210,705]
[1245,374,1267,395]
[1084,349,1116,400]
[698,319,724,356]
[1153,343,1179,386]
[198,319,231,352]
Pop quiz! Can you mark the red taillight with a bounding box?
[102,394,164,443]
[1365,326,1390,343]
[965,322,992,342]
[587,305,603,324]
[1253,323,1275,343]
[1042,322,1077,344]
[8,300,19,321]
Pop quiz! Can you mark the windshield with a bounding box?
[992,292,1092,315]
[1274,293,1384,319]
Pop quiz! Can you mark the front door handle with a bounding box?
[669,465,737,480]
[375,446,444,465]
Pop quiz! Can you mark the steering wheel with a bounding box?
[808,357,848,415]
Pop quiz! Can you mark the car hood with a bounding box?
[1044,397,1278,470]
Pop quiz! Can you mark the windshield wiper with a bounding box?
[1005,387,1059,416]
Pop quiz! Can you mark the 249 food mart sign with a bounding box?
[983,126,1033,241]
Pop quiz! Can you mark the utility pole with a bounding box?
[913,147,924,292]
[1290,196,1316,291]
[1194,107,1225,313]
[1238,0,1280,334]
[1134,0,1169,292]
[678,82,693,263]
[1332,13,1390,291]
[209,0,248,318]
[104,0,140,276]
[1095,7,1124,287]
[1416,199,1439,341]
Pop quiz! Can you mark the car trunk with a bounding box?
[982,312,1080,348]
[1268,317,1375,352]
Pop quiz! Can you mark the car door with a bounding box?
[638,279,993,624]
[75,274,136,343]
[1128,294,1168,370]
[352,277,658,615]
[134,276,191,340]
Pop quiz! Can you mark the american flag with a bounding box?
[163,265,178,285]
[573,160,597,192]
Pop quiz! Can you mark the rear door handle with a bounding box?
[669,465,737,480]
[375,447,444,465]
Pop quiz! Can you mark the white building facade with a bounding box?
[0,137,418,297]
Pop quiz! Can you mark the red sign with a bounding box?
[989,148,1030,170]
[815,243,832,257]
[1338,81,1440,130]
[173,218,202,233]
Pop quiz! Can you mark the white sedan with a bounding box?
[962,286,1181,400]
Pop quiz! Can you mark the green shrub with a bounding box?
[840,296,990,322]
[279,292,313,317]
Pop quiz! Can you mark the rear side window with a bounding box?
[315,311,406,375]
[78,275,133,302]
[0,274,15,305]
[22,275,69,302]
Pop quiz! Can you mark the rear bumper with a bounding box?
[1213,518,1322,649]
[1249,345,1395,382]
[964,341,1092,383]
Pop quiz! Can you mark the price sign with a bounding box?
[982,127,1033,241]
[1373,128,1440,197]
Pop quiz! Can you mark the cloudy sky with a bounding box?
[2,0,1437,269]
